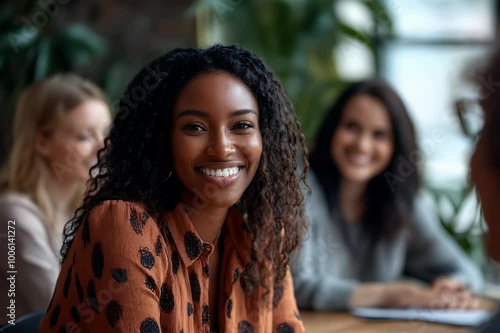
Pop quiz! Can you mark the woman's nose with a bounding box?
[354,133,372,152]
[206,131,235,157]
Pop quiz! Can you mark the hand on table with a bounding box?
[386,280,479,310]
[430,277,480,310]
[350,280,480,310]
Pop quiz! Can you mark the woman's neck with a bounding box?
[46,174,81,224]
[181,196,228,245]
[338,179,367,223]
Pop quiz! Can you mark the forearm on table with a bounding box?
[294,275,358,311]
[349,283,392,309]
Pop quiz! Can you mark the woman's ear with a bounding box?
[35,131,51,157]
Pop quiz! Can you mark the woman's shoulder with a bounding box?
[0,191,46,230]
[408,191,439,224]
[302,170,340,234]
[86,199,162,236]
[0,191,42,215]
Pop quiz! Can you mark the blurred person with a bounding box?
[0,74,111,325]
[292,79,483,311]
[471,47,500,332]
[39,45,307,333]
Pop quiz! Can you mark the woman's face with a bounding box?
[38,99,111,184]
[470,110,500,261]
[171,72,263,210]
[331,94,395,185]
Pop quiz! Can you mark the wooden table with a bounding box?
[301,311,474,333]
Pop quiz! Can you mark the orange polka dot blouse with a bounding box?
[39,200,305,333]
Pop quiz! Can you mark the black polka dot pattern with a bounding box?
[171,252,180,275]
[202,305,210,325]
[40,202,306,332]
[75,273,84,303]
[105,300,123,328]
[237,320,254,333]
[92,243,104,278]
[82,218,90,247]
[87,279,99,313]
[63,266,73,298]
[140,317,160,333]
[184,232,202,260]
[272,284,284,308]
[130,210,149,235]
[111,268,128,283]
[160,284,175,313]
[145,276,156,292]
[164,226,175,244]
[189,271,201,302]
[233,268,240,284]
[49,304,61,328]
[276,323,295,333]
[227,299,233,318]
[155,235,162,256]
[139,247,155,270]
[71,306,80,323]
[203,265,209,278]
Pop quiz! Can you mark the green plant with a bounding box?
[426,184,485,266]
[192,0,392,143]
[0,1,108,162]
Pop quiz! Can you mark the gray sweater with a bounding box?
[0,192,61,326]
[291,172,484,311]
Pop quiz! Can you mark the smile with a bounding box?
[200,167,241,178]
[347,154,371,166]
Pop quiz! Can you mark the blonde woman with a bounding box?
[0,74,111,325]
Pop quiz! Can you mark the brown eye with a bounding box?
[182,123,206,132]
[344,121,359,131]
[233,121,254,131]
[76,133,91,141]
[373,131,388,140]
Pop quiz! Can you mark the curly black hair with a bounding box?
[61,44,308,296]
[310,79,420,246]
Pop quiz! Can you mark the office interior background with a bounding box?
[0,0,498,289]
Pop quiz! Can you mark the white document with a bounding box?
[351,307,494,327]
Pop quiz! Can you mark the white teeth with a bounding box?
[349,155,371,165]
[200,167,239,177]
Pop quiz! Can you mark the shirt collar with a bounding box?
[166,204,252,267]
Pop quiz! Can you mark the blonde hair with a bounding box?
[0,74,109,233]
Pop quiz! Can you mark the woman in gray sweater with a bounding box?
[0,74,111,325]
[292,79,483,311]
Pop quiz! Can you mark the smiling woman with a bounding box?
[292,79,483,312]
[38,45,308,333]
[0,74,111,326]
[171,72,262,213]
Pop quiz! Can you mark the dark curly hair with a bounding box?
[61,44,308,296]
[310,79,420,246]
